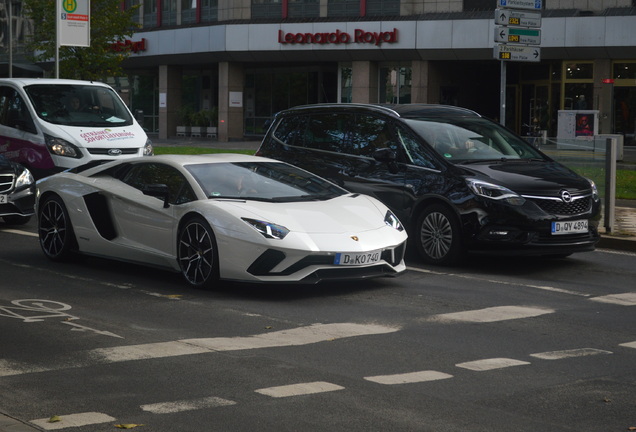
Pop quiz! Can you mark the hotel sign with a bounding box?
[278,28,398,46]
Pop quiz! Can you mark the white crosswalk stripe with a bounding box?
[255,381,344,398]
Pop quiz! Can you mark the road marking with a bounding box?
[590,292,636,306]
[0,359,51,377]
[141,396,236,414]
[431,305,553,323]
[365,370,453,385]
[456,358,530,371]
[255,381,344,398]
[90,323,399,363]
[619,341,636,349]
[30,412,115,430]
[530,348,612,360]
[0,228,38,237]
[407,267,591,297]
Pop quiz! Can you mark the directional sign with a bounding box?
[497,0,542,10]
[495,27,541,45]
[494,8,541,27]
[494,44,541,62]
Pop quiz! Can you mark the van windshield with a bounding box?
[24,84,134,127]
[404,117,545,163]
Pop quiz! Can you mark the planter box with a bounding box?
[190,126,204,137]
[206,126,217,138]
[176,125,190,137]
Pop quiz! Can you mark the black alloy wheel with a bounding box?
[416,203,463,266]
[178,217,219,288]
[38,195,76,261]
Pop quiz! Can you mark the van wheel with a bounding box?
[415,204,463,266]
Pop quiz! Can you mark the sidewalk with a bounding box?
[150,136,636,252]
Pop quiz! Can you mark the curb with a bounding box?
[0,414,40,432]
[598,235,636,253]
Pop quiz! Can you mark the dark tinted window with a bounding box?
[304,112,352,153]
[121,163,196,205]
[395,124,437,170]
[273,115,308,147]
[350,114,395,157]
[0,87,37,134]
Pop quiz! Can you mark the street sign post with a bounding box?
[494,27,541,45]
[494,44,541,62]
[494,8,541,27]
[497,0,542,10]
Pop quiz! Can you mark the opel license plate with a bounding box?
[334,250,381,266]
[551,220,588,235]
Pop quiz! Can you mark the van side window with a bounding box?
[396,124,437,170]
[0,87,36,134]
[351,114,396,157]
[304,113,351,153]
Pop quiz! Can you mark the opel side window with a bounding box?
[351,114,396,157]
[396,124,437,170]
[273,115,307,147]
[304,113,351,153]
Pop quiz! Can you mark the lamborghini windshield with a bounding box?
[186,161,348,202]
[25,84,134,127]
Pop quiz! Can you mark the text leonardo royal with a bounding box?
[278,28,398,46]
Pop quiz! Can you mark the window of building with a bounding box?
[162,0,177,25]
[328,0,360,17]
[614,62,636,80]
[252,0,282,19]
[379,66,411,104]
[339,66,352,103]
[366,0,399,16]
[181,0,197,24]
[562,62,593,110]
[143,0,158,28]
[200,0,218,22]
[288,0,320,18]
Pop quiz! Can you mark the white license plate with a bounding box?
[551,220,588,235]
[334,250,381,266]
[0,194,6,204]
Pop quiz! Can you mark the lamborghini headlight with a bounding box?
[467,179,526,206]
[384,210,404,231]
[242,218,290,239]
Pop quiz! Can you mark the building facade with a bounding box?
[3,0,636,143]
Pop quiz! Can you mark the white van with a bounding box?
[0,78,153,178]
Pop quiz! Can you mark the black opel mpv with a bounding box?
[256,103,601,265]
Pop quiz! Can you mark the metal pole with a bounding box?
[499,60,506,126]
[55,0,59,78]
[604,137,617,233]
[8,0,12,78]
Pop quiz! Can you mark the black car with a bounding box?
[256,103,601,265]
[0,155,35,225]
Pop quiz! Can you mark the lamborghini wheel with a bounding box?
[178,217,219,288]
[38,195,76,261]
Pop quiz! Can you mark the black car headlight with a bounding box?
[242,218,290,239]
[587,178,599,200]
[384,210,404,231]
[14,168,34,191]
[45,134,82,158]
[467,179,526,206]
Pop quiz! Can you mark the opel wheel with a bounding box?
[416,204,463,265]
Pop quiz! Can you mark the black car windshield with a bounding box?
[186,161,348,202]
[25,84,134,127]
[403,117,545,164]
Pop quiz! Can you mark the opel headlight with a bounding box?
[384,210,404,231]
[44,134,81,158]
[467,179,526,206]
[242,218,290,239]
[587,178,599,200]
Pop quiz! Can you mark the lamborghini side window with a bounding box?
[122,163,196,205]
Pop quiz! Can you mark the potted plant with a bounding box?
[190,110,208,137]
[203,107,218,137]
[176,106,195,137]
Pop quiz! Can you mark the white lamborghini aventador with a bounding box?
[36,154,407,287]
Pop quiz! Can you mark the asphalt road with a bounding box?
[1,219,635,432]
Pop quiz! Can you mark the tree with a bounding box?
[23,0,140,80]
